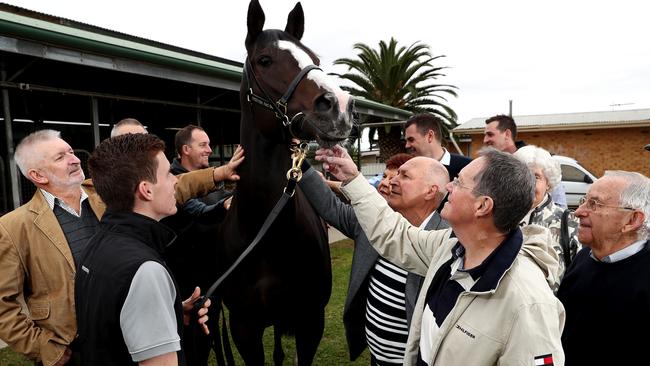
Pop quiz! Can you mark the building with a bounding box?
[453,109,650,177]
[0,3,410,213]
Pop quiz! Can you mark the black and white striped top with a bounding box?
[365,257,410,364]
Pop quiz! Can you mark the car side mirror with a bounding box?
[584,175,593,184]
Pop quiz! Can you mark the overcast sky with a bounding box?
[5,0,650,124]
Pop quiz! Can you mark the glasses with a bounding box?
[451,177,484,196]
[578,196,635,212]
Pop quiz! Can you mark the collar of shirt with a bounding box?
[439,148,451,166]
[41,188,88,217]
[419,211,436,229]
[591,239,647,263]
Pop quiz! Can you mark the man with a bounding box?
[317,145,564,365]
[110,117,147,137]
[483,114,519,153]
[74,133,213,365]
[483,114,567,208]
[299,154,449,364]
[0,129,241,365]
[404,113,471,180]
[164,124,232,365]
[557,171,650,365]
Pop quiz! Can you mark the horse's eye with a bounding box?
[257,56,273,67]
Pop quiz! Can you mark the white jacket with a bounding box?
[341,174,565,366]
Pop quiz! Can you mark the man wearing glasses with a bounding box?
[557,171,650,366]
[317,145,564,366]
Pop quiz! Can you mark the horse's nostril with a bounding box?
[314,93,336,113]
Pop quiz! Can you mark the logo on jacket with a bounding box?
[534,354,554,366]
[454,324,475,339]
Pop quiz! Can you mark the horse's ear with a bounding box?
[284,2,304,40]
[246,0,265,50]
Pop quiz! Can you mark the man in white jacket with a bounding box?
[317,146,565,366]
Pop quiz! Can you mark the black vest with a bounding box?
[75,211,184,366]
[53,199,99,266]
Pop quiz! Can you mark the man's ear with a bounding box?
[28,169,48,185]
[505,129,513,141]
[136,181,153,202]
[622,210,645,235]
[181,145,191,156]
[475,196,494,218]
[426,130,435,143]
[425,185,439,201]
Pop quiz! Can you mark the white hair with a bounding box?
[14,129,61,177]
[422,157,450,204]
[513,145,562,190]
[605,170,650,240]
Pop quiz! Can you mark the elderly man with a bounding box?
[299,154,449,364]
[557,171,650,365]
[404,113,471,180]
[0,129,242,365]
[317,145,564,366]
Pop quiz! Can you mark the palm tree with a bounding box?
[332,38,458,160]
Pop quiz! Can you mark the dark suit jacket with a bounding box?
[446,153,472,181]
[299,167,449,361]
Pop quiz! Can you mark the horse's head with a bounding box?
[243,0,353,147]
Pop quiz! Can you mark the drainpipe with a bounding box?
[449,131,464,156]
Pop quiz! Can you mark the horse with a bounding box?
[216,1,354,364]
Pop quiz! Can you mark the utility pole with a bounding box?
[508,100,513,117]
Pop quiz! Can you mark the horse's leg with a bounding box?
[272,325,284,366]
[294,308,325,366]
[229,312,265,366]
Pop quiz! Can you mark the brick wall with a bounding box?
[466,126,650,177]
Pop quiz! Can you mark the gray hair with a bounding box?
[513,145,562,190]
[474,147,535,233]
[14,129,61,177]
[605,170,650,240]
[110,118,145,138]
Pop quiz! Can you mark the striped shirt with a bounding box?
[365,257,410,364]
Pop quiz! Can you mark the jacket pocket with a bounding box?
[28,300,51,320]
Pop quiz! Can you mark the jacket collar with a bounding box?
[100,211,177,254]
[453,228,523,293]
[170,158,189,175]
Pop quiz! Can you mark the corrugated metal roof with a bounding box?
[454,108,650,134]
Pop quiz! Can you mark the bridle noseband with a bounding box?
[245,58,321,129]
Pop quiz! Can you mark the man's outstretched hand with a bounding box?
[314,145,360,184]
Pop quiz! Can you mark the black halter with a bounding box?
[245,58,321,127]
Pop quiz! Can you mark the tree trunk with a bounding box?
[377,125,406,161]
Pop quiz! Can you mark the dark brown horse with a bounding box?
[216,1,353,364]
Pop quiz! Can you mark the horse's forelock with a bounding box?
[251,30,320,66]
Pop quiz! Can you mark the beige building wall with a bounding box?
[465,126,650,177]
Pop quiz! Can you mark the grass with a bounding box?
[0,239,370,365]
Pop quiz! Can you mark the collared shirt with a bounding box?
[419,211,436,230]
[591,240,647,263]
[439,148,451,166]
[41,188,88,217]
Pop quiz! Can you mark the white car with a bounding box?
[553,155,598,209]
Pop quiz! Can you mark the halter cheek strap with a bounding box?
[245,59,321,127]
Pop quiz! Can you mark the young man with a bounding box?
[558,171,650,365]
[317,145,564,366]
[404,113,471,180]
[74,133,233,365]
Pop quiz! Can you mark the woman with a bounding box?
[514,145,578,283]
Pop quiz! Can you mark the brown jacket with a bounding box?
[0,168,216,365]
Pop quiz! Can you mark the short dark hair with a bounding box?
[385,153,413,170]
[175,124,204,157]
[474,147,534,233]
[404,114,443,142]
[485,114,517,139]
[89,134,165,212]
